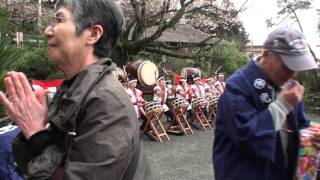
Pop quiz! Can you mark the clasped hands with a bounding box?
[0,71,48,139]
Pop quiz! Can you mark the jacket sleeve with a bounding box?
[64,87,136,180]
[219,89,278,162]
[12,134,64,180]
[296,102,310,129]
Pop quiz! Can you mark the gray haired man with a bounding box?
[213,26,318,180]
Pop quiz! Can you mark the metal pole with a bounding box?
[37,0,42,47]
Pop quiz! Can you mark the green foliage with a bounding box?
[0,8,10,34]
[10,47,63,80]
[297,70,320,113]
[0,40,25,90]
[194,43,248,78]
[0,40,25,118]
[0,116,11,128]
[220,44,248,76]
[0,41,62,90]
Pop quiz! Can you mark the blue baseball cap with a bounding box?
[263,26,318,71]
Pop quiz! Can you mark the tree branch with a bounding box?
[131,0,146,40]
[133,0,188,47]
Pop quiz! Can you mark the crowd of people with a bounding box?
[124,71,226,131]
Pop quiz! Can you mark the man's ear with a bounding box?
[87,25,103,45]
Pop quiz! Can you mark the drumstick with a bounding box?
[214,66,222,77]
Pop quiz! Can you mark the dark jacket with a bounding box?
[213,60,309,180]
[13,58,151,180]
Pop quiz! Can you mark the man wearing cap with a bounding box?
[126,77,147,130]
[213,26,318,180]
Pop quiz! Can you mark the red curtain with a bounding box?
[32,79,63,89]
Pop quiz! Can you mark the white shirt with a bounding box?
[126,88,143,117]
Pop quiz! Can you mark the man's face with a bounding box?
[159,79,165,87]
[263,52,296,85]
[218,76,224,81]
[44,6,88,69]
[129,81,137,88]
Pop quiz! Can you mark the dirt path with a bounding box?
[143,129,215,180]
[143,114,320,180]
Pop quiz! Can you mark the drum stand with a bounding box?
[142,109,170,143]
[191,105,212,130]
[208,105,217,127]
[166,104,193,136]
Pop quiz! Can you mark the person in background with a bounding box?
[153,77,173,121]
[190,75,208,118]
[176,78,190,100]
[213,26,318,180]
[0,0,150,179]
[126,77,147,131]
[166,80,175,100]
[214,73,225,95]
[175,78,192,121]
[190,75,204,98]
[204,77,218,97]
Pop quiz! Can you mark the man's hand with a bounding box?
[0,72,48,139]
[279,80,304,106]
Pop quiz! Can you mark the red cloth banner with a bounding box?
[174,74,181,85]
[32,79,63,89]
[173,74,206,85]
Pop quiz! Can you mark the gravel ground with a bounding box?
[143,122,215,180]
[143,114,320,180]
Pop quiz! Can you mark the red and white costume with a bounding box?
[175,84,190,100]
[126,88,146,118]
[176,84,192,110]
[153,85,169,112]
[214,81,226,95]
[205,83,219,97]
[191,84,205,98]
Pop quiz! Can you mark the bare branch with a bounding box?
[133,0,187,46]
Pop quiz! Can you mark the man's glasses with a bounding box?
[50,16,75,26]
